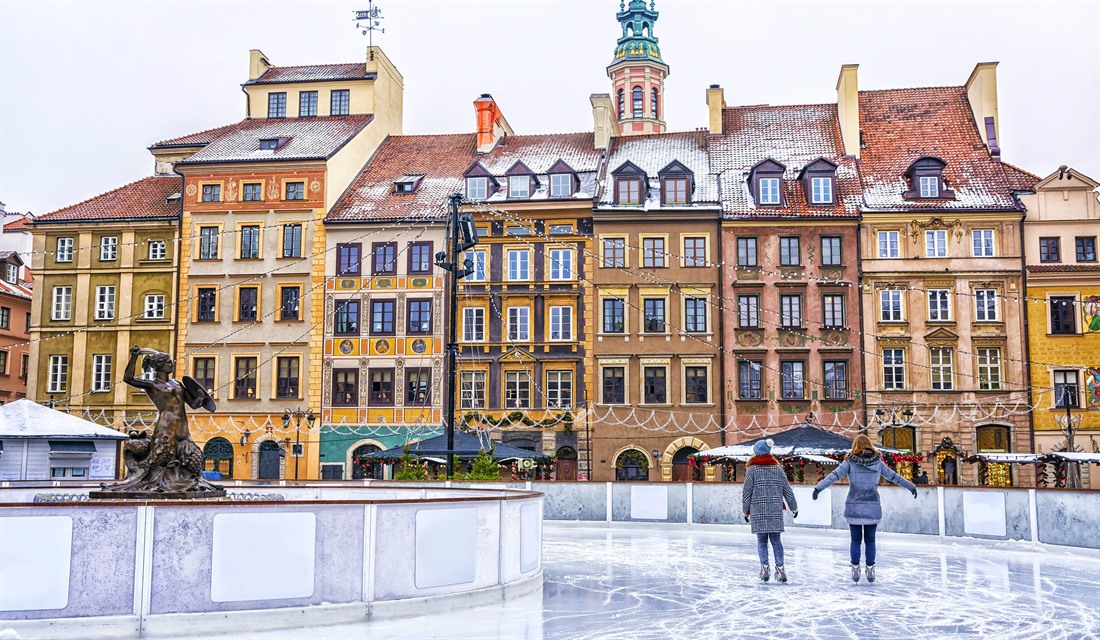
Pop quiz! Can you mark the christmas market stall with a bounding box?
[961,453,1039,487]
[360,431,551,480]
[1036,452,1100,488]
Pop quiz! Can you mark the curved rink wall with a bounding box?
[0,484,543,639]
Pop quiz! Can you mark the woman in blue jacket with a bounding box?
[813,434,916,583]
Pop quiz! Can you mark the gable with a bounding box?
[505,161,535,176]
[499,348,536,364]
[611,161,648,179]
[464,162,493,179]
[546,159,576,175]
[751,158,786,175]
[798,157,838,178]
[658,160,693,177]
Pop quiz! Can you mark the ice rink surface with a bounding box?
[184,523,1100,640]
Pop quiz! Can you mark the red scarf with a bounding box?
[748,454,779,466]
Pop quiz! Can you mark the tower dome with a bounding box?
[607,0,669,136]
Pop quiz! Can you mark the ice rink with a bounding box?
[184,523,1100,640]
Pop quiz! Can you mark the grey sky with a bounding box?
[2,1,1097,215]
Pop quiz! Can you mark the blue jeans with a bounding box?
[850,524,877,566]
[756,532,784,565]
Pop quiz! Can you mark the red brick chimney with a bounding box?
[474,94,514,154]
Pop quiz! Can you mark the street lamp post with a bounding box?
[1058,387,1082,489]
[282,407,316,480]
[875,406,914,451]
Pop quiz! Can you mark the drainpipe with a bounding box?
[856,219,869,435]
[241,84,251,119]
[171,167,185,363]
[716,212,727,447]
[1018,209,1036,461]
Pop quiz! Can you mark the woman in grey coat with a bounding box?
[742,439,798,583]
[813,434,917,583]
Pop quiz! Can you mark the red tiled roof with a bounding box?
[177,116,374,165]
[3,216,31,232]
[1027,264,1100,273]
[600,131,718,208]
[858,87,1023,211]
[0,277,32,301]
[1001,161,1041,191]
[33,176,181,224]
[152,122,243,148]
[247,63,370,85]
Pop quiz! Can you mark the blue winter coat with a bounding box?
[742,455,798,534]
[814,451,916,525]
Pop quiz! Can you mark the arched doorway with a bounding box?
[351,444,383,479]
[615,449,649,481]
[258,440,282,480]
[976,424,1012,486]
[202,437,234,479]
[671,447,700,482]
[556,447,578,481]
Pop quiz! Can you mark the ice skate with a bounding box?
[760,563,770,582]
[851,563,861,582]
[775,565,787,583]
[866,565,876,583]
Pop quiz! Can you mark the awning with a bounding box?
[795,454,841,465]
[964,453,1041,464]
[1041,452,1100,465]
[49,440,97,456]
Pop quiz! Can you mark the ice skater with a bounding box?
[742,438,798,583]
[813,434,917,583]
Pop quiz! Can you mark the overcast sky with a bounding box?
[2,0,1097,215]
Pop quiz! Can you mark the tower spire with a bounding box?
[607,0,669,135]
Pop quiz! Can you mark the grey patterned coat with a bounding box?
[742,456,798,534]
[815,451,917,525]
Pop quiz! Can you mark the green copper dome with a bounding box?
[611,0,663,64]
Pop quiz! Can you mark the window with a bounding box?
[925,230,947,257]
[285,182,304,201]
[878,231,900,258]
[299,90,318,117]
[282,224,302,258]
[243,183,263,201]
[267,92,286,117]
[616,178,643,205]
[651,88,659,118]
[276,357,300,398]
[372,242,396,275]
[199,227,219,259]
[617,89,625,120]
[91,355,111,392]
[330,89,350,116]
[975,289,999,321]
[821,236,842,266]
[883,349,905,390]
[643,298,666,333]
[5,264,16,283]
[642,237,666,268]
[780,361,805,399]
[928,289,951,321]
[685,366,708,404]
[930,348,954,390]
[603,298,625,333]
[407,299,432,334]
[758,178,781,205]
[466,177,488,201]
[20,353,29,380]
[336,243,361,276]
[810,176,833,204]
[465,249,487,282]
[24,312,30,332]
[1050,297,1076,334]
[462,307,484,342]
[552,224,575,235]
[51,286,72,321]
[738,361,763,399]
[408,242,433,274]
[48,355,68,393]
[334,300,359,335]
[100,236,117,261]
[508,176,530,199]
[259,139,281,151]
[977,348,1002,390]
[663,178,688,204]
[824,361,848,399]
[201,184,221,202]
[683,237,706,267]
[505,371,532,408]
[234,357,257,399]
[602,367,625,404]
[406,368,431,405]
[973,229,995,257]
[56,237,74,262]
[1039,237,1061,262]
[779,237,801,266]
[197,287,217,322]
[193,358,215,394]
[602,237,626,267]
[549,248,573,280]
[1053,370,1078,407]
[238,286,258,322]
[507,249,530,281]
[822,294,845,328]
[1076,236,1097,262]
[684,298,707,333]
[460,371,486,409]
[549,306,572,341]
[371,300,395,334]
[546,371,573,408]
[0,307,8,329]
[881,290,903,322]
[240,225,260,259]
[506,226,530,237]
[643,367,667,404]
[148,240,167,260]
[279,286,301,321]
[507,307,530,341]
[738,295,759,328]
[550,174,572,197]
[139,293,166,320]
[736,237,758,267]
[333,369,358,406]
[780,294,802,328]
[370,369,394,405]
[632,86,643,117]
[918,175,939,198]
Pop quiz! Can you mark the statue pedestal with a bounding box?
[88,488,227,500]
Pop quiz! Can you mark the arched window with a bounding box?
[632,86,643,118]
[352,443,383,479]
[651,88,659,119]
[202,437,234,478]
[617,89,625,121]
[671,446,701,481]
[615,449,650,481]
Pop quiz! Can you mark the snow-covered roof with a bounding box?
[0,399,128,439]
[1041,452,1100,465]
[598,131,719,210]
[965,453,1042,464]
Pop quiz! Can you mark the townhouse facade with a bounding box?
[0,252,33,404]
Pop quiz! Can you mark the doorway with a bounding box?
[258,440,282,479]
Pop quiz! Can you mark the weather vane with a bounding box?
[354,1,385,59]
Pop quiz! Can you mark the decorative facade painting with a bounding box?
[1085,295,1100,333]
[1087,367,1100,410]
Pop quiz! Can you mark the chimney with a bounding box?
[249,49,272,81]
[836,64,860,159]
[706,84,725,135]
[966,62,1001,160]
[473,94,514,154]
[590,94,617,150]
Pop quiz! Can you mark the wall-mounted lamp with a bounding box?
[239,430,251,447]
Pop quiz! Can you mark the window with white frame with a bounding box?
[973,229,995,257]
[144,294,166,319]
[545,370,573,408]
[465,249,486,282]
[930,347,954,390]
[92,355,112,392]
[882,349,905,390]
[822,294,845,328]
[505,371,531,408]
[919,176,940,198]
[462,307,485,342]
[148,240,167,260]
[758,178,781,205]
[52,286,73,321]
[738,295,759,328]
[925,230,948,257]
[508,176,530,199]
[507,249,530,281]
[460,371,486,409]
[549,306,572,341]
[780,294,802,327]
[5,264,16,283]
[878,231,900,258]
[977,348,1002,390]
[95,285,116,320]
[928,289,951,321]
[48,354,68,393]
[466,177,488,201]
[100,236,118,261]
[811,176,833,204]
[975,289,999,321]
[550,174,572,197]
[507,307,530,341]
[56,237,75,263]
[880,289,903,322]
[549,248,573,280]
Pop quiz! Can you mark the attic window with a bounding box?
[165,192,182,205]
[547,160,577,198]
[259,137,290,151]
[799,158,838,206]
[610,161,648,206]
[904,157,955,200]
[658,160,694,205]
[748,159,786,207]
[509,176,531,199]
[466,177,488,201]
[393,175,423,195]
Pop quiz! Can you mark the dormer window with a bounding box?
[509,176,530,199]
[919,176,939,198]
[904,157,955,200]
[811,177,833,203]
[259,137,290,151]
[611,161,648,206]
[466,177,488,201]
[748,159,786,207]
[547,159,577,198]
[759,178,780,204]
[393,175,423,195]
[799,158,838,205]
[658,160,694,205]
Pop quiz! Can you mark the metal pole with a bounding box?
[1064,387,1079,489]
[294,418,301,481]
[443,193,462,478]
